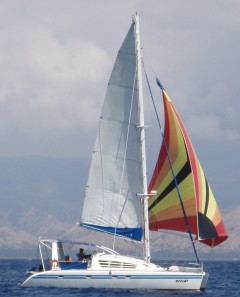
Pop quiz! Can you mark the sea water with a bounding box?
[0,259,239,296]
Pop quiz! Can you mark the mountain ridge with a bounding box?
[0,204,238,259]
[0,156,238,259]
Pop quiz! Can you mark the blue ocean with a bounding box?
[0,259,239,296]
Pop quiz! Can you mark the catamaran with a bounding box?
[22,13,228,290]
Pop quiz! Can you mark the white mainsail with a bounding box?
[80,23,144,241]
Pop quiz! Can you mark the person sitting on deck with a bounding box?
[76,248,91,261]
[65,255,72,263]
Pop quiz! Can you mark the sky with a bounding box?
[0,0,239,208]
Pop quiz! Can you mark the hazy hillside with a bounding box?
[0,156,239,259]
[0,156,89,257]
[0,156,89,224]
[1,204,238,259]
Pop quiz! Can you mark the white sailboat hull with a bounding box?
[22,269,208,290]
[22,242,209,291]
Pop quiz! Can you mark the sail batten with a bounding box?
[148,89,228,247]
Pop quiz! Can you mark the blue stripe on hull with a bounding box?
[32,274,202,280]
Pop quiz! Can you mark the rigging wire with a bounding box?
[142,63,200,264]
[58,223,78,240]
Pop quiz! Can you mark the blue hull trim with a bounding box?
[81,223,143,241]
[32,274,202,281]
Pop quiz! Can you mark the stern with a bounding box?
[200,272,209,291]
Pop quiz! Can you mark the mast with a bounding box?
[134,13,150,263]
